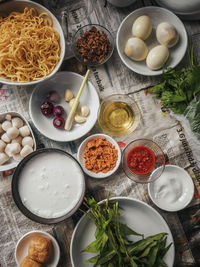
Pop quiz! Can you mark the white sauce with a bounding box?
[149,165,194,211]
[19,152,84,218]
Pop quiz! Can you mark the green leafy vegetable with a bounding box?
[81,196,172,267]
[152,45,200,114]
[184,97,200,133]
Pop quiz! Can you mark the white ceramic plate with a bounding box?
[116,6,188,76]
[29,71,100,142]
[77,133,121,178]
[155,0,200,20]
[0,111,36,172]
[0,0,65,86]
[70,197,175,267]
[15,230,60,267]
[148,165,194,212]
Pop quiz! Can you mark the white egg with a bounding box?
[124,37,148,61]
[156,22,179,48]
[146,45,169,70]
[132,15,152,40]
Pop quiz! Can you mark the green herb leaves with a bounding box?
[152,45,200,115]
[81,196,172,267]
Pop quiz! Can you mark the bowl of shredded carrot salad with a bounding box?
[77,133,121,178]
[0,0,65,86]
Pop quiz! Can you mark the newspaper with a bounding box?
[0,0,200,266]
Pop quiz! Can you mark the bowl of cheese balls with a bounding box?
[116,6,188,76]
[0,111,36,171]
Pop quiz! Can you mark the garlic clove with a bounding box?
[64,89,74,102]
[74,114,86,124]
[5,114,12,121]
[81,105,90,117]
[0,152,9,165]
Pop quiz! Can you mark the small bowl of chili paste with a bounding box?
[122,139,165,183]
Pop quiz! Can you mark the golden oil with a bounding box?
[102,101,134,134]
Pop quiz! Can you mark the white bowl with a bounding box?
[0,111,36,172]
[29,71,100,142]
[0,0,65,86]
[107,0,137,7]
[116,6,188,76]
[148,165,194,212]
[77,133,121,178]
[15,230,60,267]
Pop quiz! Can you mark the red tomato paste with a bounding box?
[127,146,155,175]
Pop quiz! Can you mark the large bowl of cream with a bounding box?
[12,148,85,224]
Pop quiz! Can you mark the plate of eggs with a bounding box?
[116,6,188,75]
[0,112,36,171]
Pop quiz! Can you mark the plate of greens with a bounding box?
[70,196,175,267]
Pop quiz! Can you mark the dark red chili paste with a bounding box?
[127,146,155,175]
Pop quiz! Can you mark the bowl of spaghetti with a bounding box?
[0,0,65,86]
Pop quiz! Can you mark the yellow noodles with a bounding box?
[0,7,61,82]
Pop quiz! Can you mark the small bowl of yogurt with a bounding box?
[148,165,194,212]
[12,148,86,224]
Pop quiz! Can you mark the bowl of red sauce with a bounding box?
[122,139,165,183]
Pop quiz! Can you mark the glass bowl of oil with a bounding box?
[97,94,141,137]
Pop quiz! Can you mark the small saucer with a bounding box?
[148,165,194,212]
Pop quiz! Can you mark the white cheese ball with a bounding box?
[5,114,12,121]
[0,123,4,134]
[132,15,152,40]
[22,136,34,147]
[2,120,12,131]
[6,127,19,140]
[11,135,23,145]
[146,45,169,70]
[156,22,179,48]
[5,143,21,157]
[124,37,148,61]
[0,152,9,165]
[12,117,24,128]
[13,153,23,162]
[20,145,33,158]
[0,140,6,152]
[1,133,11,143]
[19,125,30,137]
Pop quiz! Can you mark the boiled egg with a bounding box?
[156,22,179,48]
[132,15,152,40]
[124,37,148,61]
[146,45,169,70]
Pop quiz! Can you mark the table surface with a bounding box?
[0,0,200,267]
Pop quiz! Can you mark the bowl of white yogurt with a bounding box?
[12,148,86,224]
[148,165,194,212]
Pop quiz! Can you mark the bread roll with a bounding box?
[28,235,52,263]
[20,256,42,267]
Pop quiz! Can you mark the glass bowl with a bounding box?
[122,139,165,183]
[97,94,141,137]
[72,24,114,66]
